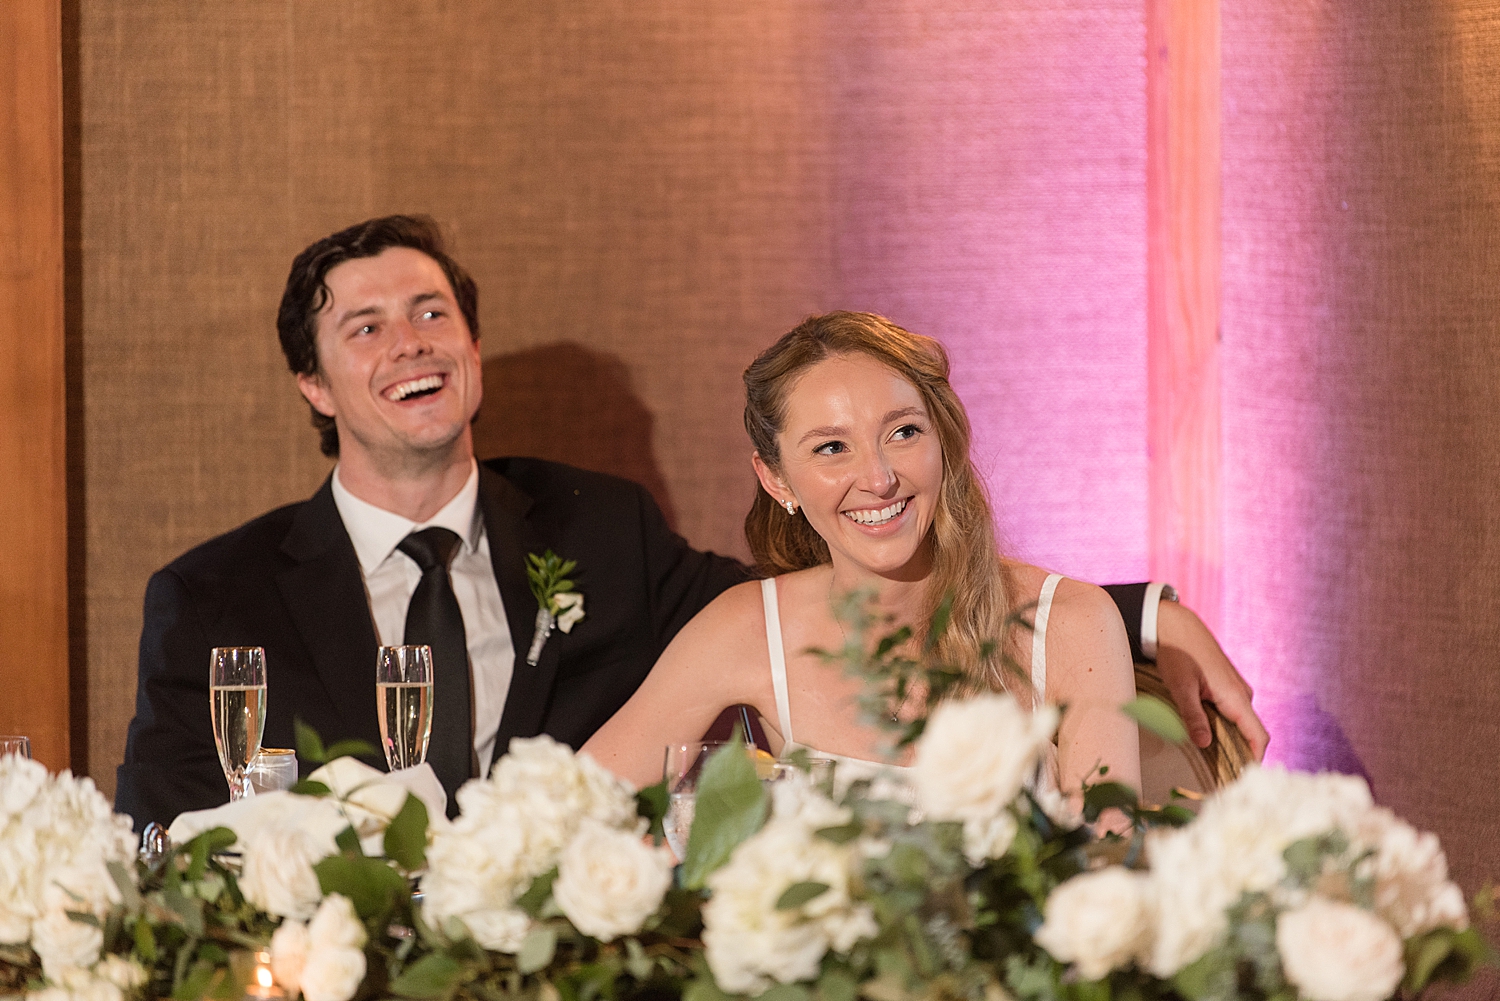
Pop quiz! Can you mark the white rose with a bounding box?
[1354,808,1469,938]
[0,755,49,815]
[458,906,533,953]
[913,694,1058,862]
[270,919,310,997]
[30,907,103,978]
[702,808,875,995]
[1035,867,1154,980]
[59,966,124,1001]
[298,947,366,1001]
[95,955,147,991]
[240,826,327,920]
[1144,766,1381,976]
[1276,899,1403,1001]
[553,592,585,633]
[307,894,367,952]
[554,819,674,940]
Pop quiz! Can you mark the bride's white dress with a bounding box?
[757,573,1065,786]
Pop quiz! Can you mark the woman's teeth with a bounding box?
[843,498,908,526]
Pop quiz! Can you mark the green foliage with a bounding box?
[636,779,670,843]
[389,953,465,998]
[527,550,579,609]
[679,740,768,890]
[1120,696,1189,746]
[294,717,375,765]
[775,882,831,910]
[313,853,408,921]
[384,792,430,871]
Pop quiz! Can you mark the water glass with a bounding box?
[209,646,267,801]
[662,741,767,858]
[0,736,30,759]
[246,748,299,794]
[377,645,434,771]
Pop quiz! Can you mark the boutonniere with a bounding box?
[525,550,583,666]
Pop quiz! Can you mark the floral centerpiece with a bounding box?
[0,607,1491,1001]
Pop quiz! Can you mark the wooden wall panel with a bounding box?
[1146,0,1223,630]
[0,0,69,771]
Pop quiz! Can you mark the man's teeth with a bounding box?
[387,375,443,401]
[844,499,908,526]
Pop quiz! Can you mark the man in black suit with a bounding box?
[116,215,1264,830]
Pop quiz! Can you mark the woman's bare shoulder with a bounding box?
[674,578,770,643]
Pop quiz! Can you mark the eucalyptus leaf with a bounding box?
[636,780,669,841]
[680,741,767,890]
[1120,695,1189,746]
[289,779,331,797]
[383,793,430,871]
[334,824,363,857]
[817,968,859,1001]
[515,868,558,917]
[108,860,142,911]
[624,938,653,981]
[776,881,831,910]
[760,986,811,1001]
[314,853,407,919]
[324,738,379,761]
[517,924,558,974]
[389,953,465,998]
[132,917,157,963]
[294,718,327,765]
[1082,781,1139,823]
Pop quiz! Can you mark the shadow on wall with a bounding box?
[1261,692,1372,792]
[472,343,678,529]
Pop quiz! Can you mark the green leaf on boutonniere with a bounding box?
[527,550,578,608]
[324,738,379,761]
[680,738,767,890]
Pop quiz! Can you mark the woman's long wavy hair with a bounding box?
[743,311,1016,692]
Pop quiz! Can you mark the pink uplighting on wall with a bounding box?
[815,2,1151,587]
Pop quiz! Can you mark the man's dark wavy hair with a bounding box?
[277,214,480,457]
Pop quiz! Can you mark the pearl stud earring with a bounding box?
[784,500,797,515]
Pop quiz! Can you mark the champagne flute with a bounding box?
[209,647,267,801]
[377,645,433,771]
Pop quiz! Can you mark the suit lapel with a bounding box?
[480,465,565,767]
[276,477,380,741]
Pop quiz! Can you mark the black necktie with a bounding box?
[398,527,472,815]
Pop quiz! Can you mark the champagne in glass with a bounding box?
[209,647,267,801]
[377,645,433,771]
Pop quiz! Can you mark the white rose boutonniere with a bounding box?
[525,551,583,666]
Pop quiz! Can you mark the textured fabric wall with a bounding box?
[79,2,1148,798]
[1221,0,1500,929]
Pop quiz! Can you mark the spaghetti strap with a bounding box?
[1031,573,1065,705]
[761,577,794,746]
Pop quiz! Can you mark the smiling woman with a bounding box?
[582,312,1140,804]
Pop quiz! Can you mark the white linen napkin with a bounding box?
[167,760,447,855]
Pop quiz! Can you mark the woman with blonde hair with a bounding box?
[583,311,1139,798]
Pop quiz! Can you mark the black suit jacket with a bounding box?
[115,458,750,831]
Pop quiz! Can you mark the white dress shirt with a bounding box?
[331,460,515,771]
